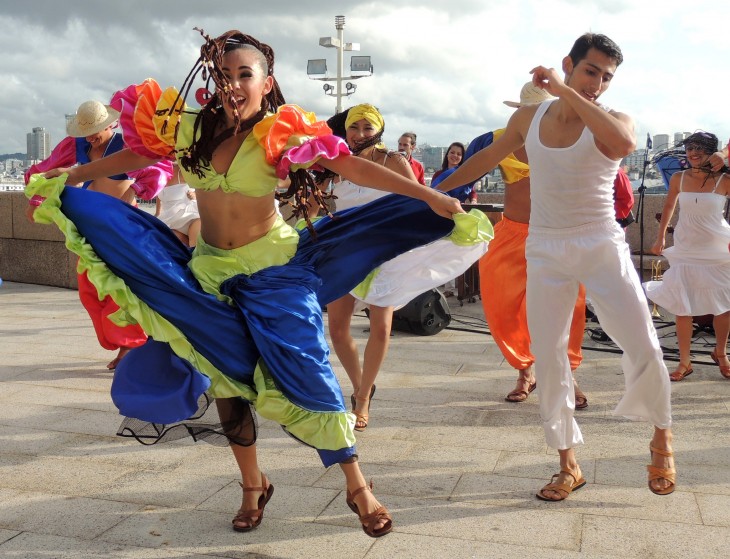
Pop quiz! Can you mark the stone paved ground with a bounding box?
[0,280,728,558]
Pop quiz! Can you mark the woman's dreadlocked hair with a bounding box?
[159,28,331,232]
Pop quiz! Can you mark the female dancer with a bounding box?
[155,162,201,247]
[27,30,468,538]
[317,104,413,432]
[647,131,730,381]
[314,105,491,431]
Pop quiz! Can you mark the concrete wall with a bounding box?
[0,192,78,289]
[1,190,676,289]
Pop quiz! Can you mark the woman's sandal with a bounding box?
[351,384,376,411]
[647,445,676,496]
[710,351,730,379]
[352,385,376,432]
[232,473,274,532]
[536,468,586,501]
[669,362,693,382]
[346,483,393,538]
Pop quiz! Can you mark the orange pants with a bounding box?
[479,217,585,370]
[77,270,147,351]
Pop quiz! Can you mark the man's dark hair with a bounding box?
[568,33,623,67]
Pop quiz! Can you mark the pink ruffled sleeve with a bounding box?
[276,136,350,179]
[128,160,174,200]
[23,136,77,185]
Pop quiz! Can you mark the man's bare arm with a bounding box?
[437,109,530,193]
[531,66,636,159]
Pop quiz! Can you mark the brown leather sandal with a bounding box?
[647,445,675,496]
[710,351,730,379]
[346,483,392,537]
[574,381,589,410]
[505,378,536,403]
[232,473,274,532]
[536,468,586,501]
[669,362,693,382]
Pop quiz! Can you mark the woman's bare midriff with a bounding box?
[195,189,278,249]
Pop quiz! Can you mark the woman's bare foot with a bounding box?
[107,346,132,370]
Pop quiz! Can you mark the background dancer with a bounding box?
[440,83,589,408]
[647,131,730,382]
[155,162,201,247]
[314,103,490,432]
[24,99,171,369]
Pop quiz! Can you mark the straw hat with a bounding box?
[503,82,554,108]
[66,100,120,137]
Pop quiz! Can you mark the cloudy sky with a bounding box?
[2,0,728,156]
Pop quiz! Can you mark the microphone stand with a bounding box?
[635,137,652,280]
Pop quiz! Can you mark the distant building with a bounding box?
[420,144,444,172]
[622,148,648,173]
[652,133,670,152]
[4,159,24,174]
[26,127,50,161]
[673,131,691,145]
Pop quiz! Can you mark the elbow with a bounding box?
[616,135,636,158]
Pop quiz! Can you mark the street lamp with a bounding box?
[306,15,373,114]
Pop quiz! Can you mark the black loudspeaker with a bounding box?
[391,289,451,336]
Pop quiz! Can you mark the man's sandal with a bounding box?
[710,351,730,379]
[536,468,586,501]
[505,379,536,403]
[574,382,589,410]
[647,445,676,496]
[669,363,693,382]
[232,473,274,532]
[346,483,393,537]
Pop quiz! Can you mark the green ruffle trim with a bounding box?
[449,209,494,246]
[24,174,355,451]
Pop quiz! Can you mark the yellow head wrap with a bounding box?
[344,104,385,150]
[345,104,384,132]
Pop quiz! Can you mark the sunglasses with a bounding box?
[684,143,712,154]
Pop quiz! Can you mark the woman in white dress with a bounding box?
[155,163,201,246]
[647,131,730,381]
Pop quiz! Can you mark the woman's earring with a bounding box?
[195,88,214,106]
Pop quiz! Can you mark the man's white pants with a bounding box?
[526,219,672,450]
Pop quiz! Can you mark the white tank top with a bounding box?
[525,100,620,229]
[331,150,390,211]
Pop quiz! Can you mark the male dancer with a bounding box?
[447,83,588,407]
[437,33,674,500]
[25,99,171,369]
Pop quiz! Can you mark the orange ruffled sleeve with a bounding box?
[252,105,333,166]
[110,79,185,160]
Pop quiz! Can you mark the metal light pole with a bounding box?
[306,15,373,113]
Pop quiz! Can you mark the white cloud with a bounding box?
[1,0,728,155]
